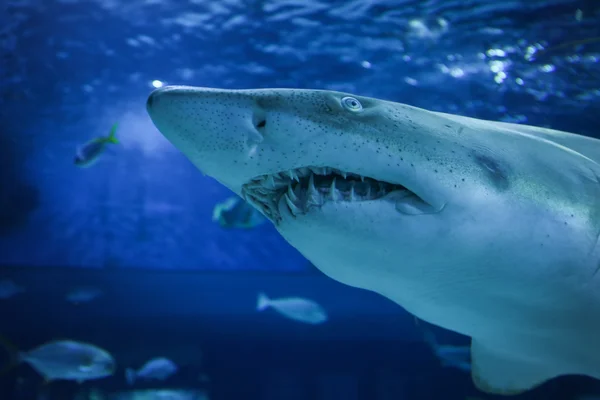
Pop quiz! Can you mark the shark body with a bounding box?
[146,86,600,395]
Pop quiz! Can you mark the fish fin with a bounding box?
[125,368,136,385]
[438,345,471,356]
[211,205,222,222]
[458,362,472,372]
[470,339,558,395]
[413,318,440,353]
[440,355,471,372]
[422,328,439,351]
[256,292,270,311]
[106,123,119,144]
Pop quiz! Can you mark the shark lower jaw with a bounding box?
[241,166,415,224]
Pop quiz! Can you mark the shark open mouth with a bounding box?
[241,167,409,222]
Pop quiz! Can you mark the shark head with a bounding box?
[145,86,453,210]
[146,85,598,302]
[146,85,529,291]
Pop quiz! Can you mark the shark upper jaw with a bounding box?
[146,85,447,224]
[241,165,437,225]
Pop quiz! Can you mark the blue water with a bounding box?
[1,0,599,270]
[0,0,599,399]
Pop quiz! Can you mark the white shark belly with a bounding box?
[278,200,600,395]
[314,244,600,394]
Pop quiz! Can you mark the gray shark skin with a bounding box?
[146,86,600,395]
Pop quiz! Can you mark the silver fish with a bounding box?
[125,357,177,385]
[8,339,116,383]
[256,292,328,325]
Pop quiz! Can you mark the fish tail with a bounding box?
[125,368,136,385]
[422,328,441,354]
[0,335,21,376]
[106,123,119,144]
[256,292,270,311]
[416,321,439,350]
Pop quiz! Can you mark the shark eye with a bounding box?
[341,96,363,112]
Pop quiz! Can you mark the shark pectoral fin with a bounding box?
[470,339,556,395]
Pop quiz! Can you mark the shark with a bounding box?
[146,86,600,395]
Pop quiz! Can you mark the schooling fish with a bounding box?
[212,196,266,229]
[256,292,328,325]
[125,357,178,385]
[1,338,115,383]
[74,123,119,167]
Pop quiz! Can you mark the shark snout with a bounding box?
[146,85,265,144]
[146,89,157,109]
[146,86,271,191]
[146,86,183,111]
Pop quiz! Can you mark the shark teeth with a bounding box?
[287,184,298,202]
[307,173,321,206]
[284,193,300,216]
[330,178,341,201]
[242,166,407,222]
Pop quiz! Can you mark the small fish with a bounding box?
[212,196,266,229]
[125,357,178,385]
[0,279,24,299]
[65,287,103,304]
[74,123,119,167]
[0,338,115,383]
[417,319,471,372]
[256,292,328,325]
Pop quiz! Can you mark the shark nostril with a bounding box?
[252,107,267,133]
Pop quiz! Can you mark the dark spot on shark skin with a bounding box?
[472,152,510,191]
